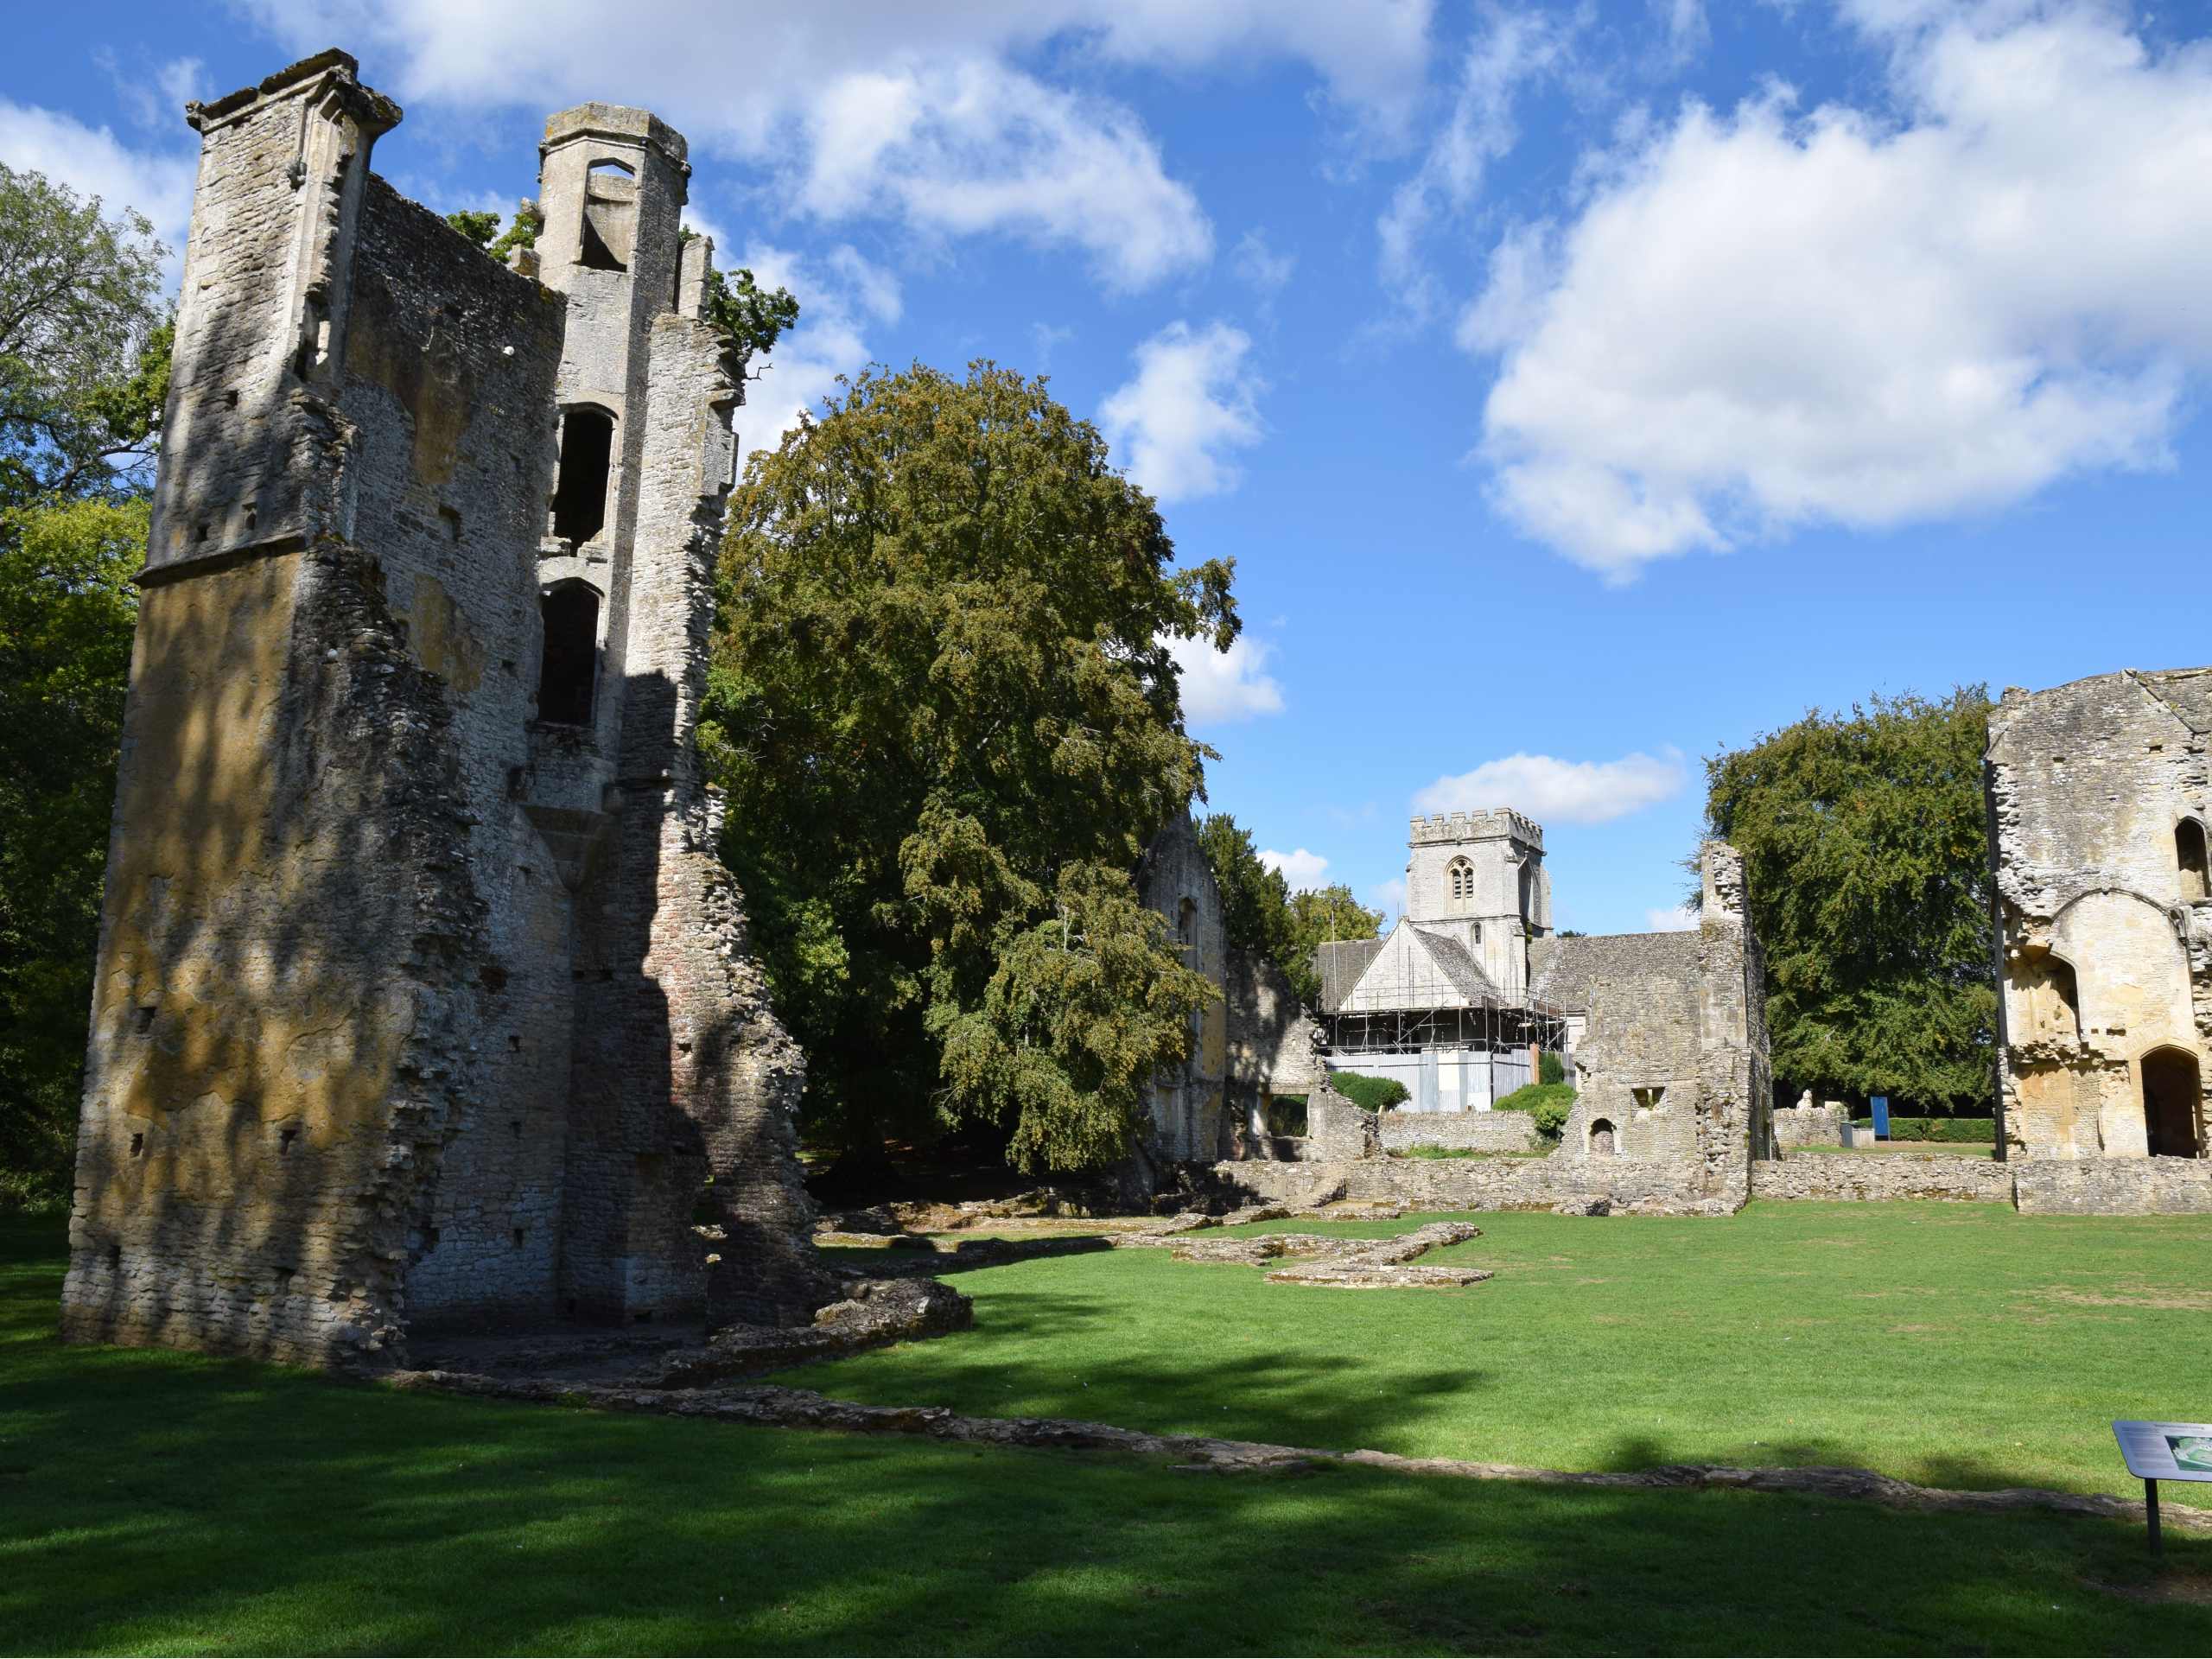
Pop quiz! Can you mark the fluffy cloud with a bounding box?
[1413,748,1687,824]
[1259,847,1331,890]
[238,0,1435,289]
[1167,632,1285,726]
[1465,3,2212,577]
[1100,321,1264,502]
[1645,903,1698,931]
[1377,7,1567,319]
[726,240,901,463]
[0,100,196,278]
[1369,876,1408,919]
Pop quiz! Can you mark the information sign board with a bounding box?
[2113,1421,2212,1554]
[1871,1095,1890,1139]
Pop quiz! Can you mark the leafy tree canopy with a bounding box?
[0,168,167,1209]
[0,163,170,510]
[1193,813,1382,1007]
[706,360,1236,1171]
[1700,687,1997,1112]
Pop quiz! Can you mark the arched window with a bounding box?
[1447,856,1473,906]
[537,582,600,727]
[1588,1118,1618,1157]
[551,408,614,544]
[2178,818,2209,902]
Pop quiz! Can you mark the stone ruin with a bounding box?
[1988,667,2212,1167]
[60,52,836,1369]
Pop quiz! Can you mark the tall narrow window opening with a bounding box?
[1447,855,1473,906]
[2142,1046,2202,1159]
[537,582,600,727]
[551,408,613,543]
[2178,818,2209,902]
[580,158,637,272]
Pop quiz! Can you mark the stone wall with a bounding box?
[1772,1103,1847,1147]
[2014,1157,2212,1215]
[1213,1156,1713,1213]
[1137,810,1230,1166]
[1305,1089,1380,1161]
[1379,1109,1538,1154]
[62,50,830,1369]
[1986,669,2212,1163]
[1750,1156,2013,1204]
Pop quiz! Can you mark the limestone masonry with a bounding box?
[1987,668,2211,1165]
[61,52,833,1368]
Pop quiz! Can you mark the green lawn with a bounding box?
[7,1212,2212,1655]
[798,1201,2212,1507]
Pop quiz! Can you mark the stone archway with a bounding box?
[1588,1118,1618,1157]
[2141,1047,2203,1159]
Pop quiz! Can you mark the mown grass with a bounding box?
[798,1200,2212,1507]
[7,1211,2212,1655]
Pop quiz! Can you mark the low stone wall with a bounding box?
[2014,1157,2212,1215]
[1379,1109,1539,1154]
[1211,1156,1715,1213]
[1750,1155,2013,1204]
[1306,1094,1380,1161]
[1772,1104,1847,1148]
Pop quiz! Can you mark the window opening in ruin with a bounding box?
[2178,819,2209,902]
[580,158,637,272]
[536,582,600,727]
[551,407,614,543]
[1632,1086,1666,1111]
[1589,1118,1618,1156]
[2142,1047,2203,1158]
[129,1133,143,1158]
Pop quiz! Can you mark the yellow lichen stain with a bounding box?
[403,572,484,695]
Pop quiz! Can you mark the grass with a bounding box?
[1789,1142,2002,1159]
[7,1212,2212,1654]
[798,1201,2212,1508]
[1391,1144,1548,1160]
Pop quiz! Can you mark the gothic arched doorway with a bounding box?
[1588,1118,1618,1157]
[2142,1047,2203,1159]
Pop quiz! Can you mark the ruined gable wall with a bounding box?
[1136,811,1230,1163]
[1530,931,1704,1164]
[1987,671,2212,1160]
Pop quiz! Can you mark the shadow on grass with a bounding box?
[7,1217,2212,1656]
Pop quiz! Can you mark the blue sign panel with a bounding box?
[1871,1095,1891,1139]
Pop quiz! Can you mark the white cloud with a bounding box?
[1231,228,1296,295]
[1645,903,1698,931]
[1413,748,1687,824]
[729,241,901,463]
[1370,876,1408,919]
[1378,7,1569,318]
[1167,632,1285,726]
[1100,321,1264,502]
[95,51,208,134]
[1466,3,2212,577]
[0,100,196,281]
[1259,847,1331,890]
[237,0,1437,290]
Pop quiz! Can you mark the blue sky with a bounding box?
[7,1,2209,933]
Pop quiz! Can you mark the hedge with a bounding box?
[1851,1116,1996,1142]
[1328,1071,1410,1113]
[1496,1080,1577,1140]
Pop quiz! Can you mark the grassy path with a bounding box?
[7,1213,2212,1653]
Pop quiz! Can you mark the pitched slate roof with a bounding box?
[1333,922,1505,1014]
[1316,938,1385,1014]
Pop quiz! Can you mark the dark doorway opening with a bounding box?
[552,408,613,543]
[1589,1118,1617,1156]
[2143,1046,2202,1158]
[537,582,600,727]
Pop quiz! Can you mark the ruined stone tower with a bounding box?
[1987,668,2212,1162]
[60,51,834,1369]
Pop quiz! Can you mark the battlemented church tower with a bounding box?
[1402,809,1552,998]
[60,51,831,1369]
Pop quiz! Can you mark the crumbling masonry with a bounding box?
[60,52,835,1369]
[1987,668,2212,1162]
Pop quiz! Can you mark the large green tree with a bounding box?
[1700,688,1997,1112]
[0,166,168,1209]
[706,361,1234,1171]
[1195,813,1381,1006]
